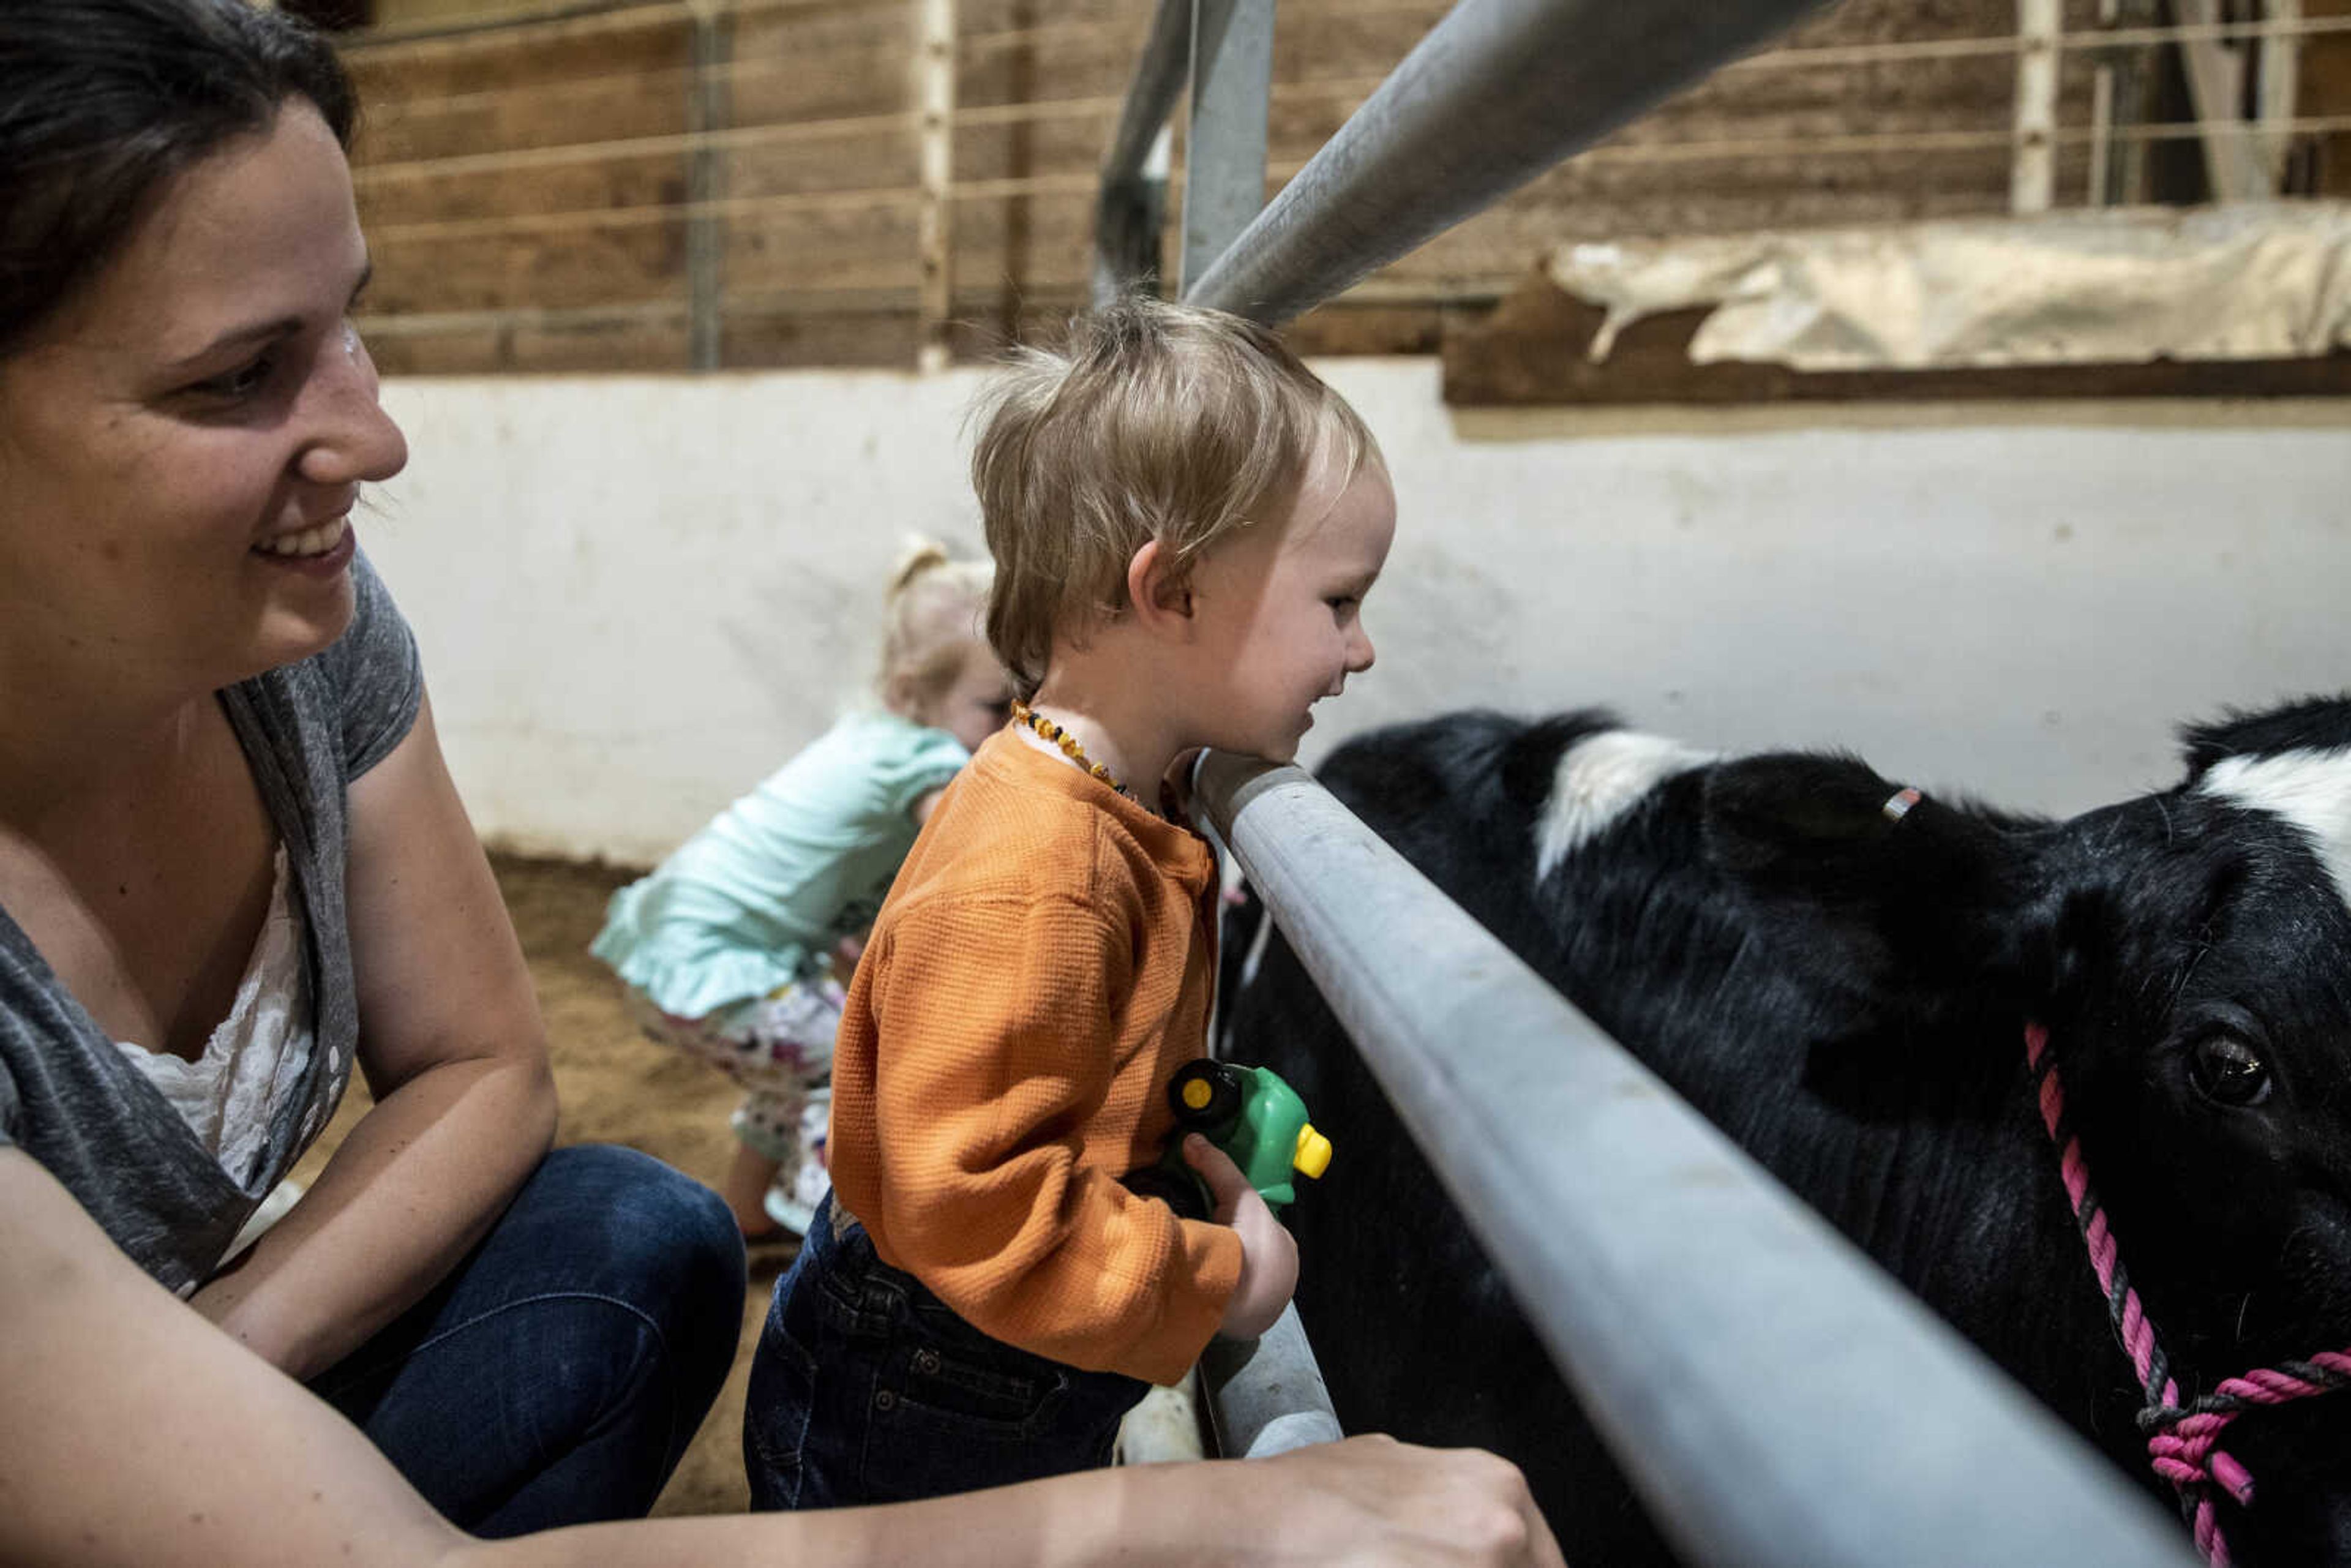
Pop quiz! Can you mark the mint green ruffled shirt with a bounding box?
[591,711,969,1019]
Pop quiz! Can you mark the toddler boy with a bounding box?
[744,297,1397,1509]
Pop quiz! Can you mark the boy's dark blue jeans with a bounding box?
[744,1193,1150,1509]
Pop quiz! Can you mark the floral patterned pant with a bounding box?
[626,977,845,1168]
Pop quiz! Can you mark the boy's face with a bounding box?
[1184,448,1396,763]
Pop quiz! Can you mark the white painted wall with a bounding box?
[367,364,2351,865]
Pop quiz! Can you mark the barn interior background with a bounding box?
[272,0,2351,863]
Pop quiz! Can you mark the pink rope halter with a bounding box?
[2027,1021,2351,1567]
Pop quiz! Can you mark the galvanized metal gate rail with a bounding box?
[1096,0,1860,323]
[1188,756,2195,1567]
[1093,14,2202,1554]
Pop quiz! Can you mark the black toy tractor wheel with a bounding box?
[1166,1058,1247,1131]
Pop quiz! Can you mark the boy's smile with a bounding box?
[1185,447,1397,765]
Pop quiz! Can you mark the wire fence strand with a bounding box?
[358,12,2351,130]
[363,114,2351,249]
[349,15,2351,192]
[340,0,2351,362]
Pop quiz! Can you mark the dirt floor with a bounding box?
[295,853,771,1517]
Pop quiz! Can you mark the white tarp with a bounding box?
[1549,203,2351,369]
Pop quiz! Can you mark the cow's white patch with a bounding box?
[2197,746,2351,910]
[1536,730,1721,879]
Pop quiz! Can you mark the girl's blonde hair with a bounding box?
[879,539,994,706]
[969,296,1381,700]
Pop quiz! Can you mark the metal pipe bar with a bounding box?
[1093,0,1192,304]
[1183,0,1835,323]
[2177,0,2276,200]
[684,0,728,370]
[2257,0,2304,187]
[1180,0,1278,293]
[2087,0,2118,206]
[1197,1304,1346,1458]
[1102,0,1194,186]
[1192,753,2200,1568]
[1093,128,1173,309]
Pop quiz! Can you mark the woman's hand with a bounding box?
[1243,1436,1567,1567]
[1183,1133,1298,1341]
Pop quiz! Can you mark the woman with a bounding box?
[0,0,745,1537]
[0,3,1559,1564]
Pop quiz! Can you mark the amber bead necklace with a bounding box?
[1010,700,1140,805]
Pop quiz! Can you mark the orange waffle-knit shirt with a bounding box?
[828,729,1244,1386]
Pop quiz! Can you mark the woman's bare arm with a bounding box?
[5,1149,1561,1568]
[189,692,558,1378]
[465,1441,1566,1568]
[0,1149,473,1568]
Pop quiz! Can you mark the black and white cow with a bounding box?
[1220,697,2351,1567]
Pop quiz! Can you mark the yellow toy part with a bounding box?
[1294,1122,1333,1179]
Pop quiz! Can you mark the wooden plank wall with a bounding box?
[2311,0,2351,196]
[341,0,2315,375]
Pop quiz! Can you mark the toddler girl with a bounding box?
[593,544,1010,1239]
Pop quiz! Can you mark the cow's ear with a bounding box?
[1701,752,2025,992]
[1704,752,1949,891]
[2178,693,2351,781]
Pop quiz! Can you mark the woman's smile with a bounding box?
[253,514,356,575]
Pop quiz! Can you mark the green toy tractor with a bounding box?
[1122,1058,1331,1223]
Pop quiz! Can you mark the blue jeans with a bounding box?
[310,1144,746,1536]
[743,1195,1149,1510]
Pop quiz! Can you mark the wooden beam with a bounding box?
[1442,273,2351,407]
[2012,0,2060,213]
[915,0,958,372]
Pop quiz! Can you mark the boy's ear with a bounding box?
[1126,538,1194,634]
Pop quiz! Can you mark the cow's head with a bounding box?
[1701,696,2351,1564]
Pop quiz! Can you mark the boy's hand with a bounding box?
[1182,1133,1298,1341]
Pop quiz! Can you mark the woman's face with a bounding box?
[0,99,407,702]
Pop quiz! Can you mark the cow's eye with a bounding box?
[2188,1034,2272,1106]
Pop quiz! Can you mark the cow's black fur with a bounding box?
[1220,699,2351,1566]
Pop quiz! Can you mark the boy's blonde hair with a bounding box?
[880,539,994,704]
[969,296,1381,699]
